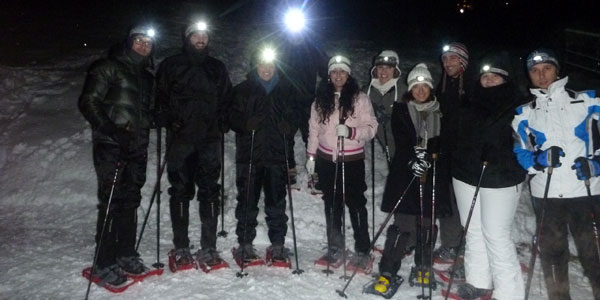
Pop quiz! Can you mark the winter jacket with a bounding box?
[512,77,600,198]
[156,48,232,144]
[452,82,526,188]
[368,84,402,159]
[79,42,154,145]
[436,74,470,161]
[307,92,378,162]
[230,71,299,166]
[381,101,451,217]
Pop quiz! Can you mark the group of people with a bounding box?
[78,19,600,300]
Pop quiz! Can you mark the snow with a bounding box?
[0,18,595,300]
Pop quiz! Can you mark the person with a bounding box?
[307,55,378,272]
[78,25,156,286]
[433,42,470,266]
[229,46,298,267]
[374,63,451,294]
[512,48,600,300]
[366,50,405,163]
[451,53,526,299]
[278,31,328,191]
[155,20,232,271]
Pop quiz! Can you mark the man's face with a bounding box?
[257,63,275,82]
[528,63,558,90]
[442,53,462,78]
[131,35,153,57]
[376,65,395,84]
[189,31,209,50]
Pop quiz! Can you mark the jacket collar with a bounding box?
[529,76,569,99]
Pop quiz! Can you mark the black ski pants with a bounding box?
[93,136,148,268]
[167,141,220,250]
[317,157,370,254]
[438,183,463,249]
[235,164,288,246]
[534,195,600,300]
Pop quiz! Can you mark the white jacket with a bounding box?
[512,77,600,198]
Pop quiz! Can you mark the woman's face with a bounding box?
[376,65,395,84]
[480,72,505,88]
[411,83,431,103]
[330,69,349,92]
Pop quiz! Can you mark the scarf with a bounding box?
[254,71,280,95]
[407,98,441,146]
[367,77,399,101]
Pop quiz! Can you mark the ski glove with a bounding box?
[533,146,565,171]
[414,146,428,161]
[305,156,315,175]
[336,124,351,138]
[408,158,431,178]
[571,156,600,181]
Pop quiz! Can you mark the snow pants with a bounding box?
[453,178,524,300]
[235,164,288,246]
[533,195,600,300]
[167,141,221,250]
[93,136,148,268]
[317,157,370,254]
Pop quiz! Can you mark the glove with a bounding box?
[571,156,600,180]
[414,146,428,161]
[305,156,316,175]
[170,120,183,133]
[533,146,565,171]
[246,115,264,131]
[113,127,134,152]
[278,121,291,135]
[336,124,350,138]
[408,158,431,177]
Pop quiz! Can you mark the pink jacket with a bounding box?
[307,92,378,162]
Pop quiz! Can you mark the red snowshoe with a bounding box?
[82,266,136,293]
[195,248,229,273]
[441,283,493,300]
[346,252,375,275]
[314,248,347,269]
[232,246,265,268]
[168,248,198,273]
[265,245,292,268]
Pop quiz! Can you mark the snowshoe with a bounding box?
[363,274,404,299]
[433,260,466,285]
[288,168,301,191]
[346,252,375,275]
[82,265,136,293]
[168,248,198,273]
[195,248,229,273]
[314,247,347,269]
[433,246,462,265]
[308,174,323,195]
[232,245,265,268]
[441,283,493,300]
[408,266,437,290]
[116,255,163,281]
[265,245,292,268]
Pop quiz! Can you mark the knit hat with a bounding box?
[480,52,511,80]
[442,42,469,71]
[328,55,351,74]
[184,21,209,39]
[526,48,559,71]
[407,63,434,91]
[371,50,402,78]
[129,25,156,41]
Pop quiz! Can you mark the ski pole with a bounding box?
[336,176,418,298]
[283,133,304,275]
[524,167,553,300]
[382,123,391,168]
[584,179,600,264]
[153,127,164,269]
[418,175,427,299]
[218,133,228,237]
[428,153,438,300]
[340,134,348,280]
[237,130,255,278]
[85,161,123,300]
[324,134,342,276]
[444,161,488,300]
[371,139,375,242]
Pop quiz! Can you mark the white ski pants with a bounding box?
[453,178,525,300]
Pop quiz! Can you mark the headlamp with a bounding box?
[284,8,306,33]
[260,47,276,63]
[443,45,450,52]
[417,75,425,82]
[533,55,543,62]
[146,29,156,38]
[375,55,398,65]
[335,56,342,63]
[482,65,491,72]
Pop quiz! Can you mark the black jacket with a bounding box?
[78,42,154,144]
[381,102,452,217]
[451,82,526,188]
[156,48,232,144]
[230,71,299,166]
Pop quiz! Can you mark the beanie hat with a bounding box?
[328,55,352,74]
[184,21,209,40]
[371,50,402,78]
[480,52,511,80]
[407,63,434,91]
[129,25,156,41]
[442,42,469,71]
[526,48,559,71]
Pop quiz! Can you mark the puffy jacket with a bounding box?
[78,42,154,144]
[307,92,378,162]
[156,49,232,144]
[230,71,299,166]
[512,77,600,198]
[452,82,526,188]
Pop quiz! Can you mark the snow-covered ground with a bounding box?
[0,12,596,300]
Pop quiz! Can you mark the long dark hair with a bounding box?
[314,75,359,124]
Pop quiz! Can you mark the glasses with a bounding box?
[133,37,153,48]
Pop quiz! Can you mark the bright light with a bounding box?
[443,45,450,52]
[335,56,342,63]
[146,28,156,38]
[459,8,465,14]
[284,8,306,33]
[383,56,389,62]
[417,75,425,82]
[261,47,276,63]
[533,55,543,62]
[483,65,491,72]
[196,22,208,31]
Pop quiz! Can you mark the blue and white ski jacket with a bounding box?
[511,77,600,198]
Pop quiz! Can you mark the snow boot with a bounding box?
[308,173,323,195]
[232,244,265,268]
[408,266,437,289]
[195,248,229,273]
[433,246,462,265]
[314,247,346,269]
[116,255,162,280]
[362,273,404,299]
[168,247,197,273]
[266,244,292,268]
[442,283,493,300]
[346,252,375,275]
[83,264,135,293]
